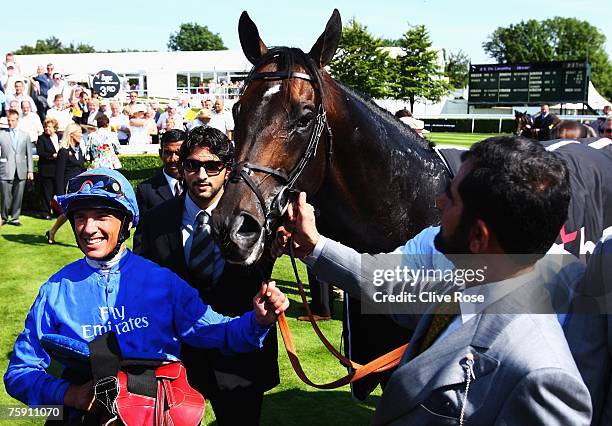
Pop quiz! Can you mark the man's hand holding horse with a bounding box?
[272,192,321,258]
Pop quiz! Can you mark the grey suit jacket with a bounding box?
[311,238,592,425]
[0,129,33,180]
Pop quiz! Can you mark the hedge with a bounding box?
[24,154,163,213]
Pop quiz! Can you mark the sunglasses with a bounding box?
[182,159,227,176]
[604,129,612,134]
[67,174,125,196]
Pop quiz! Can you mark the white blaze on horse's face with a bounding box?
[263,84,282,100]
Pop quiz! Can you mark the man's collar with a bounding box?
[185,192,220,218]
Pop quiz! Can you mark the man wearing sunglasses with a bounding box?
[4,168,289,422]
[134,126,279,425]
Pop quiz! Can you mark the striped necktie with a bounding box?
[174,181,182,197]
[188,211,216,289]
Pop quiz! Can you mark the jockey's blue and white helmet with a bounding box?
[56,168,139,227]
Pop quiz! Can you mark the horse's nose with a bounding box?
[229,212,263,249]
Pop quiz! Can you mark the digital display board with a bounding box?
[468,61,590,105]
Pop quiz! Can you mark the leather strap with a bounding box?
[275,245,407,389]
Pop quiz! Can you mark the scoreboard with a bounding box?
[468,61,590,105]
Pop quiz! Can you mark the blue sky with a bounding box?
[4,0,611,64]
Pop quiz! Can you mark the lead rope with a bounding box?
[459,353,476,426]
[271,238,408,389]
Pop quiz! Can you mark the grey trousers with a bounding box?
[1,178,26,221]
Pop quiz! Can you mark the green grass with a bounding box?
[427,132,507,147]
[0,216,379,425]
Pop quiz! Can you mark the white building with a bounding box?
[15,50,253,99]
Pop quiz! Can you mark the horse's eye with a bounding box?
[297,112,313,128]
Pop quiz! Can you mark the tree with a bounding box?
[328,18,395,99]
[167,23,226,51]
[15,37,96,54]
[444,49,470,89]
[483,17,612,99]
[391,24,450,111]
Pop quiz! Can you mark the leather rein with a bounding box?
[229,60,407,389]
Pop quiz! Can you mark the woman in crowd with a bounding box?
[46,123,86,243]
[36,117,60,220]
[87,114,121,170]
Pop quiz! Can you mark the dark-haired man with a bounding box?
[134,127,278,425]
[275,136,591,425]
[135,128,186,216]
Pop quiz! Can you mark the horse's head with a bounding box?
[515,111,534,137]
[211,10,342,265]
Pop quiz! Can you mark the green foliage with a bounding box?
[483,17,612,99]
[328,19,394,98]
[381,38,402,47]
[444,49,470,89]
[167,23,226,51]
[15,37,96,54]
[117,154,162,189]
[390,25,450,110]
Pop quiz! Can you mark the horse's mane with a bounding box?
[244,46,435,154]
[333,80,434,151]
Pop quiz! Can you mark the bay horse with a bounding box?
[211,9,451,398]
[515,110,597,140]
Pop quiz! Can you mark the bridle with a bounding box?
[227,52,333,235]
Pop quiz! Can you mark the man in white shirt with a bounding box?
[109,101,130,145]
[45,95,72,133]
[209,98,233,140]
[5,81,36,113]
[46,73,71,108]
[18,101,43,143]
[156,103,184,131]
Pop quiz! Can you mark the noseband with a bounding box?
[227,65,332,235]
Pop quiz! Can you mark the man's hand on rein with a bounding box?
[271,192,321,259]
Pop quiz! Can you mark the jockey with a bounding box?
[4,168,288,417]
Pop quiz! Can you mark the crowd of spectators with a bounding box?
[0,51,237,221]
[0,53,236,148]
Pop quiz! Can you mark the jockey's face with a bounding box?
[73,208,124,259]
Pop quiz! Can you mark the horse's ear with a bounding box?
[239,11,268,65]
[308,9,342,68]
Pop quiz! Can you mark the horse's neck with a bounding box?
[313,84,448,252]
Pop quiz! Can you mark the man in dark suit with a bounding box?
[134,127,278,425]
[135,129,186,216]
[0,109,34,225]
[533,104,557,141]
